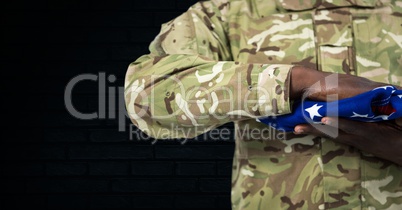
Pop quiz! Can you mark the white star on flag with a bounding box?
[350,112,371,118]
[398,94,402,99]
[305,104,323,120]
[373,86,392,91]
[374,115,389,120]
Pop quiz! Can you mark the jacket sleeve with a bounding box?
[124,0,293,139]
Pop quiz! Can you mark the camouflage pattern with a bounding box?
[125,0,402,209]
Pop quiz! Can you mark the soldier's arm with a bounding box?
[124,0,383,139]
[124,0,294,138]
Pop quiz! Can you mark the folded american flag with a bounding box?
[259,86,402,132]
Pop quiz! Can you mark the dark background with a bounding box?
[1,0,235,208]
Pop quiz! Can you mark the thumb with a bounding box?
[396,118,402,127]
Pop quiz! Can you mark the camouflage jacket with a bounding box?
[125,0,402,209]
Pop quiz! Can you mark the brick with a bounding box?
[90,195,131,209]
[129,28,160,43]
[20,111,45,128]
[23,44,47,60]
[1,27,47,44]
[86,61,129,77]
[132,0,175,10]
[113,76,126,88]
[154,12,181,27]
[217,161,232,176]
[88,28,129,43]
[176,0,200,10]
[46,27,87,44]
[127,124,159,144]
[0,62,22,75]
[26,178,109,193]
[91,0,131,10]
[1,45,24,61]
[217,196,232,209]
[2,162,44,176]
[109,44,149,61]
[1,145,66,160]
[3,92,45,112]
[87,96,111,120]
[41,80,72,95]
[44,61,88,77]
[2,73,46,95]
[112,178,197,192]
[155,145,234,160]
[89,129,128,142]
[43,112,101,127]
[132,196,174,208]
[47,0,90,10]
[0,180,25,194]
[0,112,43,129]
[4,112,44,129]
[174,196,217,209]
[131,161,174,175]
[0,112,41,129]
[45,11,89,27]
[107,117,133,132]
[1,0,47,10]
[45,45,109,61]
[0,196,46,209]
[176,162,216,176]
[46,162,88,176]
[199,178,231,192]
[89,161,129,176]
[1,128,43,142]
[1,12,49,26]
[44,129,87,142]
[63,12,153,27]
[69,144,153,160]
[48,195,88,209]
[52,76,98,94]
[86,77,125,108]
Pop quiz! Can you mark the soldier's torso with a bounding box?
[228,0,402,209]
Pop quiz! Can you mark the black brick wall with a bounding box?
[1,0,234,209]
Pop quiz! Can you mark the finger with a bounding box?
[295,123,364,147]
[321,117,368,137]
[396,118,402,127]
[294,123,339,138]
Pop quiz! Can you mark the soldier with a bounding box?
[125,0,402,209]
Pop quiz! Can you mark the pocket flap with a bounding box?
[277,0,377,11]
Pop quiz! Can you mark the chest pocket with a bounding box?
[275,1,385,75]
[233,11,317,69]
[352,12,402,86]
[314,8,356,74]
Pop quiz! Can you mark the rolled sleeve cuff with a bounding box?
[256,64,293,116]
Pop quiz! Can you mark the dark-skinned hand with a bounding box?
[290,66,388,101]
[288,66,402,165]
[294,117,402,166]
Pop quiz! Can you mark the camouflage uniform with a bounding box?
[125,0,402,209]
